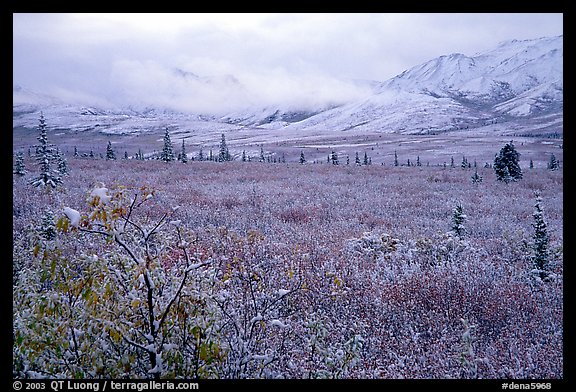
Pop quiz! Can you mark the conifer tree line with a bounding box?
[17,114,561,173]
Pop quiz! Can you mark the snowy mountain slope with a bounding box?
[279,35,563,134]
[13,35,562,141]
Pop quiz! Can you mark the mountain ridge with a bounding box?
[13,35,563,138]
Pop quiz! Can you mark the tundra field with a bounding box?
[13,153,563,379]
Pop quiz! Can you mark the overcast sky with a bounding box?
[13,13,563,114]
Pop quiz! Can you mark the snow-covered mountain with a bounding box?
[275,35,562,135]
[13,35,563,139]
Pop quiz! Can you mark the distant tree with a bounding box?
[181,139,188,163]
[242,150,247,162]
[74,146,79,158]
[532,193,550,280]
[394,151,399,167]
[547,154,559,170]
[259,147,265,162]
[300,151,306,164]
[106,141,116,161]
[471,167,483,184]
[461,156,468,169]
[494,141,522,181]
[450,157,455,168]
[218,133,231,162]
[407,158,411,167]
[90,150,95,159]
[209,149,213,162]
[281,153,286,164]
[451,203,466,238]
[198,147,204,161]
[363,152,369,166]
[529,159,534,169]
[346,155,350,165]
[416,156,421,166]
[55,148,69,176]
[331,151,339,165]
[14,152,26,176]
[160,128,175,162]
[355,152,361,165]
[29,112,62,188]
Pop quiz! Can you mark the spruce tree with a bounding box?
[55,148,69,176]
[198,147,204,161]
[471,167,483,184]
[160,128,175,162]
[451,203,466,238]
[363,152,369,166]
[547,154,559,170]
[394,151,399,167]
[259,146,265,162]
[29,112,62,188]
[532,193,550,280]
[106,141,116,160]
[181,139,188,163]
[39,209,57,242]
[331,151,339,165]
[218,133,231,162]
[355,152,361,165]
[494,141,522,181]
[242,150,247,162]
[300,151,306,164]
[529,159,534,169]
[74,146,79,158]
[14,151,27,176]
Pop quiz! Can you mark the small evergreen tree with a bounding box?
[106,141,116,160]
[160,128,175,162]
[532,193,550,280]
[461,156,468,169]
[39,209,57,242]
[355,152,361,165]
[30,112,62,188]
[450,157,455,168]
[547,154,559,170]
[14,151,27,176]
[471,167,483,184]
[363,152,369,166]
[451,203,466,238]
[331,151,339,165]
[394,151,399,167]
[242,150,247,162]
[181,139,188,163]
[218,133,231,162]
[494,141,522,181]
[123,151,129,160]
[74,146,79,158]
[300,151,306,164]
[55,148,69,176]
[259,147,265,162]
[416,156,421,166]
[529,159,534,169]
